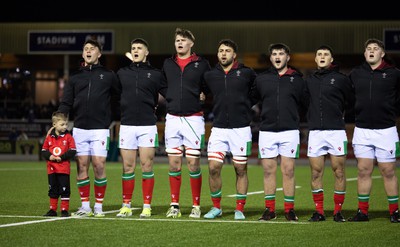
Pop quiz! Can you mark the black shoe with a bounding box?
[285,209,298,221]
[61,210,70,217]
[348,209,369,222]
[333,211,346,222]
[43,209,57,217]
[258,208,277,221]
[308,211,326,222]
[390,209,400,223]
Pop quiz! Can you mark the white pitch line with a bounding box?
[0,217,67,228]
[227,175,383,197]
[74,217,310,224]
[227,186,302,197]
[0,208,139,228]
[0,214,309,225]
[346,175,381,181]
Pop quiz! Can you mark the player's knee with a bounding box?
[166,146,184,157]
[208,152,226,163]
[185,148,201,159]
[233,156,247,165]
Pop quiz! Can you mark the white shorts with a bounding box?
[258,130,300,158]
[307,130,348,157]
[164,113,205,149]
[352,126,399,162]
[73,128,110,157]
[207,126,252,156]
[119,125,159,149]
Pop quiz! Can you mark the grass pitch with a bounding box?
[0,160,399,246]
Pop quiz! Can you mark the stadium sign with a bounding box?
[28,30,114,54]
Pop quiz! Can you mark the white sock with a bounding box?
[82,201,90,209]
[94,203,103,211]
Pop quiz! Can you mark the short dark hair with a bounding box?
[316,45,333,56]
[269,43,290,55]
[83,39,102,52]
[364,38,385,50]
[218,39,238,52]
[175,27,195,42]
[131,38,149,49]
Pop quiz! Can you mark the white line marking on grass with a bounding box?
[227,186,302,197]
[73,217,310,224]
[0,210,309,227]
[346,175,381,181]
[0,209,140,228]
[0,217,67,228]
[227,175,382,198]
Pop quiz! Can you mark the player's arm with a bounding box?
[59,149,77,161]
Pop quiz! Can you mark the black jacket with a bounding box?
[253,66,306,131]
[117,62,167,125]
[349,60,400,129]
[58,64,119,129]
[305,64,353,130]
[162,54,210,115]
[204,62,257,128]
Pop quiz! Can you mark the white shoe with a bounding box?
[71,207,93,217]
[94,207,105,218]
[189,206,201,218]
[166,206,181,218]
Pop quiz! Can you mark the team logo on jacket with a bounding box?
[330,78,335,84]
[63,140,67,146]
[382,73,387,79]
[194,62,199,68]
[236,71,241,77]
[150,138,153,143]
[100,74,104,80]
[291,149,294,153]
[290,77,294,82]
[338,147,341,151]
[147,73,151,78]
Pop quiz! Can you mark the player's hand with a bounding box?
[200,92,206,101]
